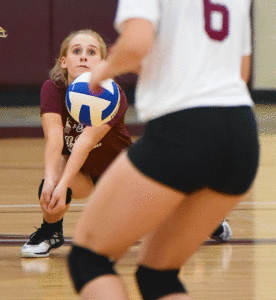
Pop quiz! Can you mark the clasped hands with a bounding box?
[40,179,68,215]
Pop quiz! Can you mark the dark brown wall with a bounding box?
[51,0,118,59]
[0,1,50,87]
[0,0,121,89]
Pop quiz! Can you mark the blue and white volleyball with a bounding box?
[66,72,120,126]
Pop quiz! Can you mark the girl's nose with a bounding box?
[80,56,87,62]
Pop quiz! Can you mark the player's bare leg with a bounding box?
[21,156,94,257]
[133,189,241,300]
[138,188,242,270]
[70,152,244,299]
[72,152,187,299]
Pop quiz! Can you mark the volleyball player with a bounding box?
[21,29,133,258]
[68,1,258,299]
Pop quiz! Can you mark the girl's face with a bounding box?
[61,33,103,84]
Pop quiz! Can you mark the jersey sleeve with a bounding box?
[241,9,252,56]
[40,80,64,115]
[106,85,128,127]
[114,0,160,33]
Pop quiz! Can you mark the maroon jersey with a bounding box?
[40,79,133,179]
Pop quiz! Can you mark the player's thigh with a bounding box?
[59,155,94,199]
[73,151,185,260]
[138,188,243,270]
[70,171,94,199]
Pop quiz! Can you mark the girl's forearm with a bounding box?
[58,137,92,188]
[44,137,64,183]
[58,124,110,188]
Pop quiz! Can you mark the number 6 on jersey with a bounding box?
[203,0,230,42]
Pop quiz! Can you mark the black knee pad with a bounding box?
[135,265,187,300]
[68,244,117,293]
[38,179,72,204]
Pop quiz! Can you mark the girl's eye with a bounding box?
[73,48,80,54]
[89,50,95,55]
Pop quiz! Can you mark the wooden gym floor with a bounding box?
[1,104,276,299]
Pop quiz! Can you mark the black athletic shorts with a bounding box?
[128,106,259,195]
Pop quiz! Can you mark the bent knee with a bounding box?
[73,229,127,260]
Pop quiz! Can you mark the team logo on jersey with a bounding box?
[0,27,8,38]
[73,123,84,133]
[65,136,74,152]
[65,134,101,152]
[64,117,72,134]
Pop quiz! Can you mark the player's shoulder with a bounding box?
[41,79,66,92]
[40,79,67,111]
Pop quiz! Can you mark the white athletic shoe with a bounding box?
[21,225,64,258]
[210,220,232,242]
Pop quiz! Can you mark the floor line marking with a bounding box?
[0,204,85,208]
[1,238,276,246]
[1,202,276,208]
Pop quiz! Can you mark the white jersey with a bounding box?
[115,0,253,122]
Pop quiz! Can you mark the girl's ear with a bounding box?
[60,57,67,69]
